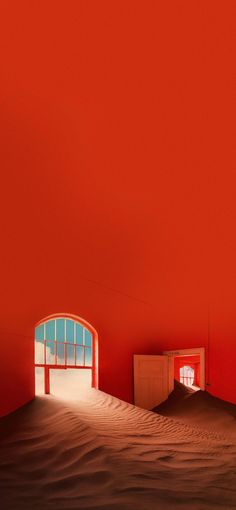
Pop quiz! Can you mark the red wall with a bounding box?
[0,1,235,415]
[0,330,35,417]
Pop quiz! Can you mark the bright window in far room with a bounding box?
[180,365,194,387]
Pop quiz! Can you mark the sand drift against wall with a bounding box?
[154,380,236,439]
[0,389,236,510]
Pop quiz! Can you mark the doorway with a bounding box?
[163,348,205,391]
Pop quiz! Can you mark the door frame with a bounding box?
[163,347,205,391]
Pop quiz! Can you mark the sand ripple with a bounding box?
[0,389,236,509]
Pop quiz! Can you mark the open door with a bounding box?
[133,355,171,410]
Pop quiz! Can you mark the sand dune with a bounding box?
[154,381,236,439]
[0,387,236,509]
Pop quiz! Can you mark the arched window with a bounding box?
[180,365,194,387]
[35,313,98,394]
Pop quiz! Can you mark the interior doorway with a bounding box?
[163,348,205,391]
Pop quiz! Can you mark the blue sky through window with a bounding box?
[35,318,92,367]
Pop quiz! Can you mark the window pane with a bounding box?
[85,347,92,366]
[35,324,44,341]
[35,340,45,364]
[66,319,74,343]
[84,329,92,347]
[46,341,55,364]
[75,323,83,345]
[45,320,55,341]
[57,343,65,364]
[66,344,75,365]
[35,367,44,395]
[76,346,84,366]
[56,318,65,342]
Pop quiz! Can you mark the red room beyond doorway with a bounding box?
[176,355,200,390]
[163,348,205,392]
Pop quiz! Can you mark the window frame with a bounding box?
[34,313,98,390]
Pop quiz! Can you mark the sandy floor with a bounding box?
[0,387,236,510]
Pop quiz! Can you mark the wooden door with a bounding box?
[133,355,170,410]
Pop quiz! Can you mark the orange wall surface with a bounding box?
[0,1,236,415]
